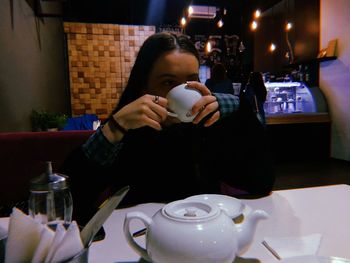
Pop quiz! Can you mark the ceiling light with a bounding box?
[188,6,193,15]
[206,41,212,53]
[254,9,261,19]
[180,17,186,26]
[285,22,293,31]
[250,20,258,31]
[217,19,224,28]
[269,43,276,52]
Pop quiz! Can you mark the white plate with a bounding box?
[185,194,245,219]
[280,255,350,263]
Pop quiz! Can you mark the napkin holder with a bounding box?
[0,237,88,263]
[64,246,89,263]
[0,236,6,263]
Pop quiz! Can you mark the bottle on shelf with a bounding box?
[298,65,304,82]
[305,65,310,83]
[295,95,303,112]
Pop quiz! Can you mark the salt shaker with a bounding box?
[28,161,73,227]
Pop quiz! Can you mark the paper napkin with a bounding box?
[5,208,44,263]
[31,226,55,263]
[49,221,84,263]
[4,207,84,263]
[44,223,67,263]
[262,233,323,259]
[0,224,7,240]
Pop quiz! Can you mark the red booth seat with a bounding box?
[0,130,94,213]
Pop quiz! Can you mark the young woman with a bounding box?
[61,32,275,225]
[243,71,268,127]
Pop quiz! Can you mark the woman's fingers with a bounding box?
[116,94,168,131]
[147,95,168,121]
[192,95,217,113]
[185,81,220,126]
[136,112,163,131]
[186,81,211,96]
[192,95,219,125]
[203,110,220,127]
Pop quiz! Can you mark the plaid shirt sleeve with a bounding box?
[213,93,240,118]
[82,126,123,167]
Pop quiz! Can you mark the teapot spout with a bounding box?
[236,210,268,255]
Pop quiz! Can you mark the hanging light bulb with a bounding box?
[206,41,212,53]
[250,20,258,31]
[269,43,276,52]
[188,6,193,16]
[180,17,187,27]
[285,22,293,31]
[238,41,246,53]
[217,19,224,28]
[254,9,261,19]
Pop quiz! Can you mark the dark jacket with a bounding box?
[242,84,267,127]
[61,101,275,225]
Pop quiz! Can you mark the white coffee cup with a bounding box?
[166,83,202,122]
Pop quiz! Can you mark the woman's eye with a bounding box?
[162,80,177,86]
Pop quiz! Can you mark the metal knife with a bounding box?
[80,185,130,247]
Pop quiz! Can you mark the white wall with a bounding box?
[0,0,68,132]
[320,0,350,161]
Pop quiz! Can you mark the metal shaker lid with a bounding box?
[30,161,69,191]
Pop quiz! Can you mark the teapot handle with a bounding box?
[123,211,152,262]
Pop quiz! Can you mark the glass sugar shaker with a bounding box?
[28,161,73,227]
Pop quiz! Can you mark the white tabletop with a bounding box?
[1,184,349,262]
[242,184,350,262]
[89,184,350,263]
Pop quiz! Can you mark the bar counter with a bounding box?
[266,112,330,125]
[265,112,331,161]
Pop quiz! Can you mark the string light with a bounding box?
[180,17,187,27]
[188,6,193,16]
[254,9,261,19]
[250,20,258,31]
[206,41,212,53]
[269,43,276,52]
[217,19,224,28]
[285,22,293,31]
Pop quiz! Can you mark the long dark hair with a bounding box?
[111,32,200,114]
[248,71,267,102]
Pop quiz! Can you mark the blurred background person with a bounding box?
[242,71,268,127]
[205,63,235,95]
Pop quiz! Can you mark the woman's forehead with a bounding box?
[152,51,199,76]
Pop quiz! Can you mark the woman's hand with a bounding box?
[115,94,169,130]
[186,81,220,127]
[102,94,168,143]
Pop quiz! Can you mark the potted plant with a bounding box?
[30,109,68,131]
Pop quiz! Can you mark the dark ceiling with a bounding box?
[63,0,283,35]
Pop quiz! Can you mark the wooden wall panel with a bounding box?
[64,23,155,119]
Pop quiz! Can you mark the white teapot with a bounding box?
[123,197,268,263]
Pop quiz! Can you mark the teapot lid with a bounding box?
[163,200,220,221]
[185,194,245,219]
[30,161,69,191]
